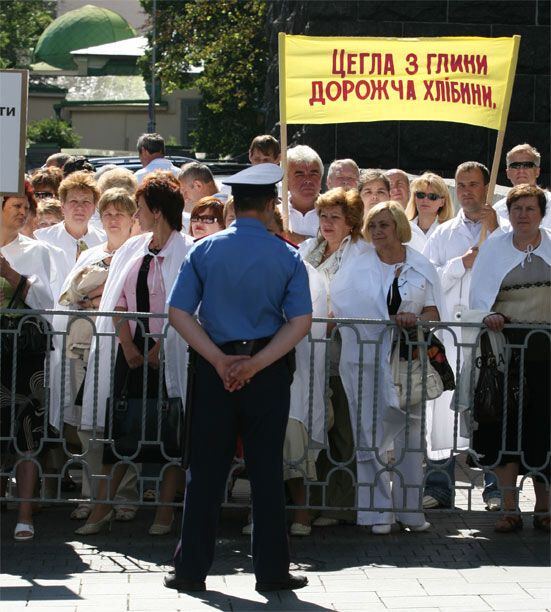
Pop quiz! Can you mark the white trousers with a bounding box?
[357,410,426,527]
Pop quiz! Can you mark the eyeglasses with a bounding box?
[415,192,443,201]
[508,161,538,169]
[190,215,217,224]
[34,191,55,199]
[334,175,358,185]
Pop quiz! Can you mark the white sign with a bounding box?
[0,70,28,195]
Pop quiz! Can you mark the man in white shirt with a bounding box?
[134,133,180,186]
[385,168,411,209]
[178,162,228,232]
[493,143,551,229]
[284,145,323,244]
[326,159,360,191]
[423,161,502,511]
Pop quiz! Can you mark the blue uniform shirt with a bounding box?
[168,218,312,345]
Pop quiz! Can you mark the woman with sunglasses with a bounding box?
[188,197,225,240]
[405,173,454,247]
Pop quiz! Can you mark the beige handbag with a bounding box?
[392,328,444,410]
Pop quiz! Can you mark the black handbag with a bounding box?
[473,334,504,424]
[473,334,524,425]
[104,385,183,461]
[1,275,50,357]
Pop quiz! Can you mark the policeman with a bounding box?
[166,163,312,592]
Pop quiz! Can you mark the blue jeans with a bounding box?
[425,457,500,507]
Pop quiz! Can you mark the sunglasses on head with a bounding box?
[191,215,217,224]
[415,191,442,201]
[34,191,55,198]
[508,161,537,169]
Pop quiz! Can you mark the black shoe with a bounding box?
[255,574,308,592]
[163,573,206,592]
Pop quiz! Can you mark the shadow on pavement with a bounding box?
[1,505,549,581]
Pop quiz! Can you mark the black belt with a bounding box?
[219,336,272,356]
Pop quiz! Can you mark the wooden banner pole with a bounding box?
[479,34,521,245]
[278,33,290,232]
[280,121,289,232]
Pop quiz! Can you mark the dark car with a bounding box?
[89,155,249,177]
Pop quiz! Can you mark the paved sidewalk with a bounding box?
[1,498,550,612]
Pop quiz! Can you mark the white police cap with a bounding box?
[222,163,283,188]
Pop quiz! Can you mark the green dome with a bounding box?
[33,4,136,70]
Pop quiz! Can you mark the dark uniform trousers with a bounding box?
[174,350,293,582]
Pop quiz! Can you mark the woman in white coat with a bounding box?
[76,172,193,536]
[282,261,327,536]
[41,172,106,497]
[331,201,447,534]
[405,172,455,249]
[470,184,550,533]
[1,184,54,540]
[58,188,138,522]
[299,187,369,527]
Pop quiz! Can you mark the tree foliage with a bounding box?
[27,118,81,148]
[140,0,268,157]
[0,0,56,69]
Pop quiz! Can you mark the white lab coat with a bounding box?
[331,245,446,525]
[422,211,503,456]
[63,231,193,432]
[288,261,327,445]
[409,218,441,252]
[47,244,115,430]
[1,235,54,311]
[58,243,111,300]
[297,238,371,443]
[470,227,551,310]
[34,221,106,301]
[407,220,430,252]
[35,223,107,427]
[330,245,446,460]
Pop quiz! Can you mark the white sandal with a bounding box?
[115,506,137,522]
[70,504,92,520]
[14,522,35,541]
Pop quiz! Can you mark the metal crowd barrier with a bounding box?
[1,309,549,516]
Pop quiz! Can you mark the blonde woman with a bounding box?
[405,172,454,244]
[331,201,446,534]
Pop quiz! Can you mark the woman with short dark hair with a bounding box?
[1,182,54,541]
[297,188,369,530]
[76,172,194,536]
[189,197,225,239]
[470,183,550,533]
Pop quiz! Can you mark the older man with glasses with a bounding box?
[494,143,551,229]
[326,159,360,191]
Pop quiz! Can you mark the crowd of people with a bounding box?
[1,133,549,550]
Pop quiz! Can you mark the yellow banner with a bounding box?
[279,34,520,131]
